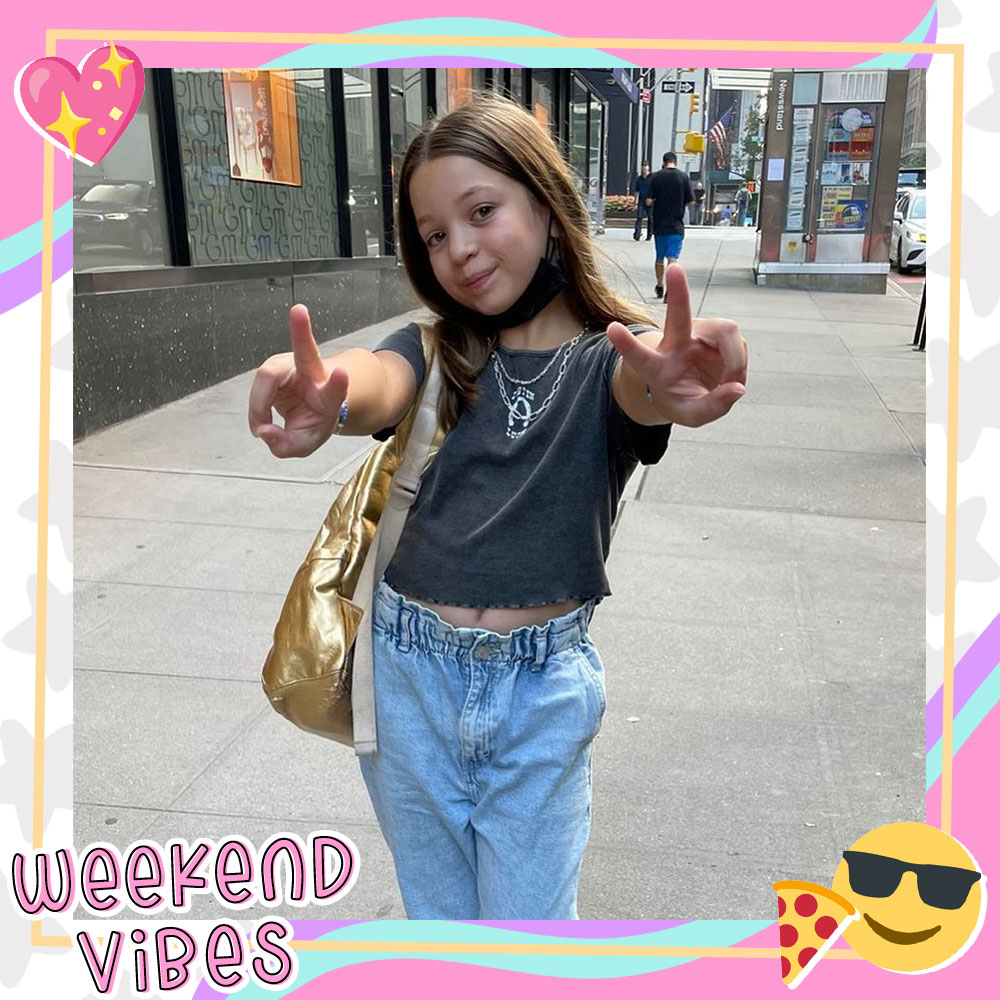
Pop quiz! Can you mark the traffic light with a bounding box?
[688,93,700,116]
[683,133,706,153]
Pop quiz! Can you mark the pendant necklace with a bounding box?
[492,331,585,439]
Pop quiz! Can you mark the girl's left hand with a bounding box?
[607,263,748,428]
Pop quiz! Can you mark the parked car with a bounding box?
[74,181,162,259]
[890,188,926,274]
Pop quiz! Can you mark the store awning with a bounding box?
[709,69,772,92]
[577,69,639,104]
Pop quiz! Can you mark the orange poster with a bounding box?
[223,69,302,186]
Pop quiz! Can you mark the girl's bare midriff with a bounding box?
[402,595,584,632]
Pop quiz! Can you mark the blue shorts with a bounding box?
[654,233,684,261]
[359,580,605,919]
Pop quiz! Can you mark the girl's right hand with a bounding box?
[248,305,349,458]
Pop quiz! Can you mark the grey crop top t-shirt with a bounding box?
[371,322,672,608]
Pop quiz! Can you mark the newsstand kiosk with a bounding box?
[754,69,909,292]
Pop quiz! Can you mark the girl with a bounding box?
[248,94,747,920]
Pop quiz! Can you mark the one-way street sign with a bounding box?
[661,80,695,94]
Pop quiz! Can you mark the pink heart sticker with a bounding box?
[15,42,144,165]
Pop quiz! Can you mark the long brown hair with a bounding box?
[397,92,654,431]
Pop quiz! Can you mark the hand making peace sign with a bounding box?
[606,263,748,428]
[248,304,349,458]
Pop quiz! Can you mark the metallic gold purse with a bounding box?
[261,326,442,754]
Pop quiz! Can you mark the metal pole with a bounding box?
[670,67,681,155]
[643,69,656,161]
[628,91,634,177]
[640,96,647,164]
[700,68,709,181]
[629,69,639,176]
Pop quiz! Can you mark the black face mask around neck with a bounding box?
[444,225,568,334]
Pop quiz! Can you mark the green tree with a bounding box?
[731,100,766,181]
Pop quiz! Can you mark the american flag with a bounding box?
[708,101,739,170]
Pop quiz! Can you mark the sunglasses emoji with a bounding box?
[832,822,986,973]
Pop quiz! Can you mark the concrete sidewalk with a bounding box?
[74,229,925,920]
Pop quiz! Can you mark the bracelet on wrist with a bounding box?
[333,398,349,435]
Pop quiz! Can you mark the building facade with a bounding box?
[73,67,616,438]
[898,67,927,187]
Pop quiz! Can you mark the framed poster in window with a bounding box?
[223,69,302,186]
[816,105,879,232]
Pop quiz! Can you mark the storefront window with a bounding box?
[435,71,447,114]
[589,98,604,191]
[815,104,880,232]
[73,71,170,272]
[172,68,339,264]
[439,68,473,112]
[532,70,555,131]
[434,69,525,113]
[493,70,511,97]
[570,79,589,187]
[389,69,427,212]
[587,96,605,223]
[510,70,525,107]
[344,68,382,257]
[389,68,426,140]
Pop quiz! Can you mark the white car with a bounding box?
[890,189,926,273]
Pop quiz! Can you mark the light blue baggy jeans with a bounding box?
[358,580,607,919]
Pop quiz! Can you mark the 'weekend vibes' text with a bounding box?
[8,832,358,994]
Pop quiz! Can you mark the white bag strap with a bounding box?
[352,354,442,756]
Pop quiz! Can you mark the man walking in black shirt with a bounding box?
[644,152,694,300]
[631,161,653,240]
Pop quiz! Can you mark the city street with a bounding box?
[73,227,925,921]
[887,268,926,303]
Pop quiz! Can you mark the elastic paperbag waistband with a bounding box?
[373,579,594,666]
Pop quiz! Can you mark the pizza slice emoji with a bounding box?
[773,880,860,988]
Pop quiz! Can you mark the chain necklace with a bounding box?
[493,333,581,386]
[492,332,585,439]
